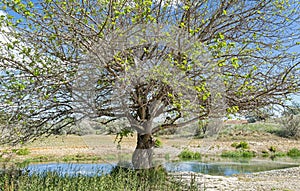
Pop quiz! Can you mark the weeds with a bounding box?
[0,166,198,191]
[223,141,255,158]
[287,148,300,158]
[231,141,250,150]
[221,150,256,158]
[12,148,30,156]
[155,139,163,148]
[178,149,201,160]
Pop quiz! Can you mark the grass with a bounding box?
[287,148,300,158]
[233,122,280,133]
[219,122,281,138]
[221,150,256,158]
[12,148,30,156]
[155,139,163,148]
[178,149,201,160]
[231,141,250,149]
[0,166,198,191]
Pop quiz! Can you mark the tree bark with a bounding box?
[132,133,155,169]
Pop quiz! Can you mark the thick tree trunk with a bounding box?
[132,133,155,169]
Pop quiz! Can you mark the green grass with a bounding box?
[220,122,281,136]
[12,148,30,156]
[287,148,300,158]
[0,167,198,191]
[231,141,250,150]
[234,123,280,132]
[155,139,163,148]
[221,150,256,158]
[178,149,201,160]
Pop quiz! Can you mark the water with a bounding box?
[25,163,115,176]
[164,160,299,176]
[25,159,299,176]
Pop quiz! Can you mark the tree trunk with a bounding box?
[132,133,155,169]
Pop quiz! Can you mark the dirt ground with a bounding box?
[1,133,300,162]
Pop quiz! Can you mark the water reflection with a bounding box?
[164,161,299,176]
[26,163,115,176]
[25,159,299,177]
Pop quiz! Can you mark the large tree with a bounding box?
[1,0,300,168]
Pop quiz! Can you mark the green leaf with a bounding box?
[231,57,239,69]
[218,33,224,40]
[28,1,34,8]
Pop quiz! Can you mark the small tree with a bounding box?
[1,0,300,169]
[280,102,300,138]
[283,102,300,116]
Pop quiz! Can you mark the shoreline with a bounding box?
[172,166,300,191]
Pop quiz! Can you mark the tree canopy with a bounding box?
[0,0,300,147]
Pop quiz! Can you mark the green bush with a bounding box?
[154,139,163,148]
[268,146,277,152]
[178,149,201,160]
[236,141,250,149]
[273,152,286,157]
[231,141,249,150]
[261,150,270,157]
[287,148,300,157]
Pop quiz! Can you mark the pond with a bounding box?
[164,160,299,176]
[25,158,300,176]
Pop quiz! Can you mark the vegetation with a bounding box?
[178,149,201,160]
[223,141,255,158]
[287,148,300,158]
[221,150,256,158]
[12,148,30,156]
[0,167,197,191]
[268,146,277,153]
[231,141,250,150]
[279,115,300,138]
[154,139,163,148]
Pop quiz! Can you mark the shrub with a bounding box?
[268,146,277,153]
[154,139,163,148]
[261,150,270,157]
[178,149,201,160]
[194,120,208,138]
[287,148,300,157]
[261,150,286,159]
[273,152,286,157]
[231,141,249,150]
[279,114,300,138]
[237,141,250,149]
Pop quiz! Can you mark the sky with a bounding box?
[292,95,300,103]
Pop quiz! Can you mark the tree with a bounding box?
[1,0,300,169]
[283,102,300,116]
